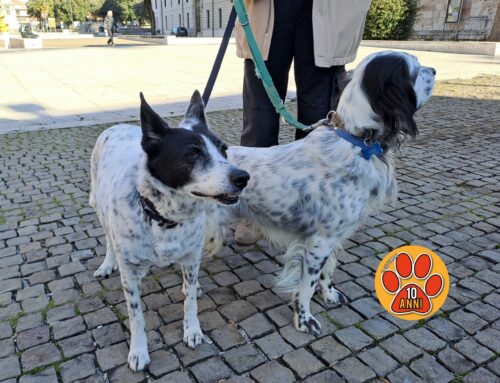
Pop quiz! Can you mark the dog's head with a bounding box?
[140,91,249,205]
[337,51,435,149]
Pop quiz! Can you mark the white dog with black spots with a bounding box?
[205,51,436,335]
[89,91,249,370]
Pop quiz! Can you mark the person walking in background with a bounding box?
[104,10,117,46]
[234,0,372,244]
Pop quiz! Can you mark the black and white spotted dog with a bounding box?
[89,91,249,371]
[206,51,436,335]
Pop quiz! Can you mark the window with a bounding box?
[164,0,166,6]
[165,16,168,29]
[154,0,157,9]
[179,14,181,26]
[178,0,180,4]
[218,8,222,28]
[206,10,210,28]
[187,13,190,29]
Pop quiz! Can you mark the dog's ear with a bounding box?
[338,70,353,93]
[184,90,206,124]
[140,92,170,155]
[362,55,418,148]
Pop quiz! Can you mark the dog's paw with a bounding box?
[321,285,348,306]
[293,312,321,336]
[128,348,150,371]
[183,326,205,349]
[94,263,117,279]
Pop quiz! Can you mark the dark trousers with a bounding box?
[241,0,346,147]
[107,29,114,45]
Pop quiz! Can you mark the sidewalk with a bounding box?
[0,75,498,383]
[0,43,499,133]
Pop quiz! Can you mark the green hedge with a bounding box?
[364,0,419,40]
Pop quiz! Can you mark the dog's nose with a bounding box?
[230,169,250,190]
[430,67,436,75]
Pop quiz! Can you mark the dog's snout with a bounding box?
[430,67,436,75]
[230,169,250,190]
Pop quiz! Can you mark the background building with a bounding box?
[152,0,197,35]
[0,0,28,32]
[152,0,232,36]
[413,0,499,40]
[152,0,500,40]
[199,0,232,37]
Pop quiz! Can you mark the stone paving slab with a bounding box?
[0,76,498,382]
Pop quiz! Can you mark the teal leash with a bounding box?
[232,0,312,132]
[203,0,383,159]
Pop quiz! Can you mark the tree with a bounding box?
[394,0,419,40]
[364,0,419,40]
[53,0,93,24]
[100,0,142,23]
[143,0,155,33]
[27,0,54,27]
[133,1,149,25]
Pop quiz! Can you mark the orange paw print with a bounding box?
[381,253,443,315]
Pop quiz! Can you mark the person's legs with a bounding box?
[293,1,345,140]
[240,0,296,147]
[241,59,282,147]
[237,0,298,244]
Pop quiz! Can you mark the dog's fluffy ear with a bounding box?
[185,90,206,123]
[338,70,353,93]
[140,92,170,155]
[362,55,418,148]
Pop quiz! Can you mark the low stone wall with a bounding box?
[119,35,236,45]
[9,38,43,49]
[1,33,10,49]
[361,40,500,56]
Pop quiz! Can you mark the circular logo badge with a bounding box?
[375,245,449,320]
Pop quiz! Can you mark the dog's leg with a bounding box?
[180,259,205,348]
[318,255,348,305]
[293,237,333,336]
[181,279,203,298]
[94,235,118,278]
[120,264,150,371]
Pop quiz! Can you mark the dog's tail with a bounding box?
[274,241,306,294]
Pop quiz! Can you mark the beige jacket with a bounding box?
[235,0,372,67]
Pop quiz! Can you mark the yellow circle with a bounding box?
[374,245,449,321]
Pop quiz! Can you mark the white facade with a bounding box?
[151,0,233,36]
[199,0,233,37]
[0,0,28,32]
[152,0,197,35]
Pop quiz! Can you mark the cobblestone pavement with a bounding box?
[0,76,499,383]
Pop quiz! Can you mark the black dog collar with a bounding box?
[139,195,179,229]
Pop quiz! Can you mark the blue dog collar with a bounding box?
[335,128,384,160]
